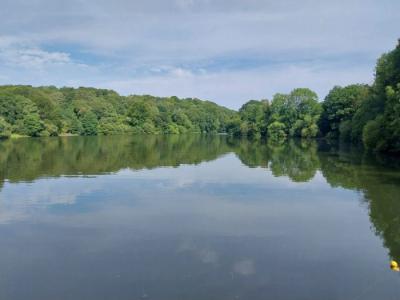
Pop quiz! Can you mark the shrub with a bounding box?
[0,117,11,139]
[362,116,384,150]
[268,121,287,141]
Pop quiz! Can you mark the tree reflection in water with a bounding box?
[0,135,399,261]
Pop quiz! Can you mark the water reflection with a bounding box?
[0,135,231,182]
[318,143,400,262]
[0,135,343,184]
[0,135,399,299]
[232,139,320,182]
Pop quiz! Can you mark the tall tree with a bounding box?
[319,84,369,140]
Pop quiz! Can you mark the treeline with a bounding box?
[0,86,235,138]
[227,88,321,140]
[0,40,399,153]
[231,40,400,153]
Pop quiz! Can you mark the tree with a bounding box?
[268,121,286,141]
[362,116,385,150]
[383,85,400,151]
[0,117,11,139]
[98,116,131,135]
[320,85,369,139]
[22,114,45,137]
[81,111,98,136]
[61,109,83,134]
[270,93,296,129]
[0,86,238,137]
[43,121,59,137]
[128,100,159,128]
[291,115,319,138]
[237,100,269,137]
[269,88,321,139]
[356,39,400,152]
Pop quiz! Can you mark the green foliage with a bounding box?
[290,115,319,138]
[0,86,235,137]
[267,121,287,141]
[269,88,321,139]
[236,100,269,137]
[0,39,399,151]
[320,85,369,139]
[43,121,59,137]
[320,39,400,153]
[226,116,242,137]
[229,89,321,140]
[98,117,131,135]
[362,116,384,150]
[350,93,382,141]
[338,120,352,141]
[0,117,11,139]
[382,84,400,151]
[128,100,159,129]
[21,114,45,137]
[60,108,83,134]
[81,111,98,136]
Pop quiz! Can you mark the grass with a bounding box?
[10,133,29,139]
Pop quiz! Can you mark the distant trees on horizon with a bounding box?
[0,40,399,154]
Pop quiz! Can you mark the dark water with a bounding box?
[0,135,399,300]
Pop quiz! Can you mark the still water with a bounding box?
[0,135,399,300]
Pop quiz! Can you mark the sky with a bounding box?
[0,0,399,109]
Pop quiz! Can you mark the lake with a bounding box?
[0,135,399,300]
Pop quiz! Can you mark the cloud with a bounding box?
[1,47,71,68]
[176,239,219,264]
[0,0,399,107]
[100,61,372,109]
[233,259,255,276]
[199,249,219,264]
[0,178,98,224]
[0,36,89,71]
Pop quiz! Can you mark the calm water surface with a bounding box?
[0,135,399,300]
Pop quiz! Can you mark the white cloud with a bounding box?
[0,37,84,70]
[169,67,194,78]
[101,62,372,109]
[0,0,399,107]
[233,259,255,276]
[0,178,98,224]
[2,47,71,68]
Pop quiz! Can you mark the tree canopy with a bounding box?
[0,86,235,137]
[227,88,322,140]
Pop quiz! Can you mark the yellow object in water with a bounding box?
[390,260,399,271]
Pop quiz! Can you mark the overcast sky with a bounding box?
[0,0,399,109]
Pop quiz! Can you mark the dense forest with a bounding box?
[0,40,399,153]
[0,86,235,137]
